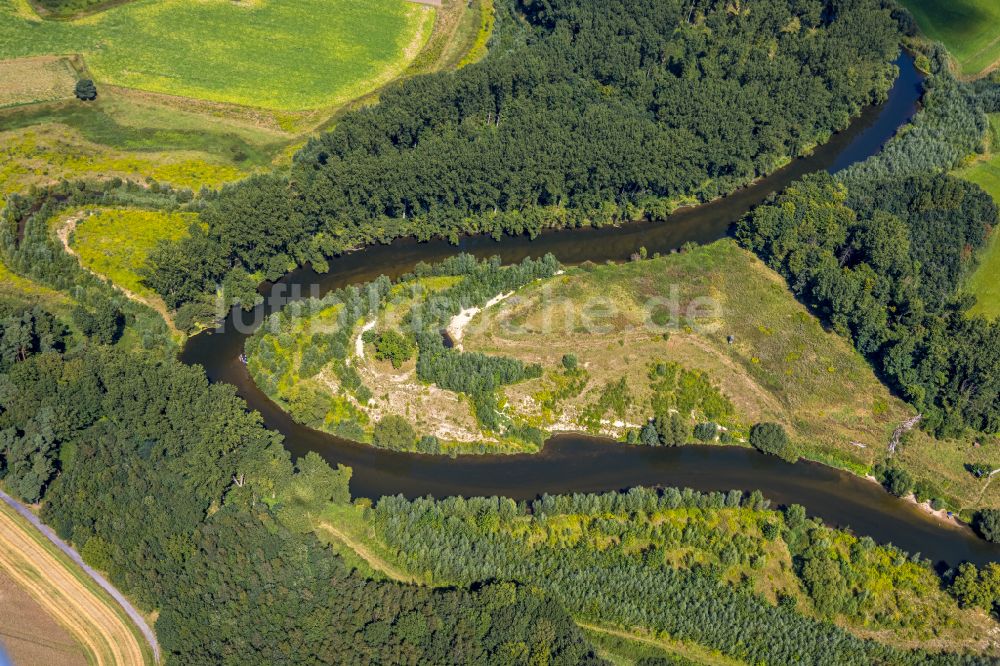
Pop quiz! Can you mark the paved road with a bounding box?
[0,490,161,663]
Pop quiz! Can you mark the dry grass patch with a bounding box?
[0,500,153,665]
[0,56,77,108]
[464,240,913,468]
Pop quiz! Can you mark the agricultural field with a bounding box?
[0,568,88,665]
[899,0,1000,77]
[64,207,194,301]
[0,0,435,110]
[955,113,1000,320]
[0,498,154,666]
[0,56,78,108]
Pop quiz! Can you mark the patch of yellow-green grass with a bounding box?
[69,207,193,300]
[894,428,1000,514]
[581,624,746,666]
[0,259,73,312]
[0,124,247,194]
[898,0,1000,77]
[0,56,77,108]
[457,0,494,68]
[0,0,435,111]
[464,239,914,470]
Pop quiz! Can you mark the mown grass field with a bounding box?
[0,56,77,108]
[955,114,1000,320]
[68,207,194,300]
[0,0,434,110]
[899,0,1000,77]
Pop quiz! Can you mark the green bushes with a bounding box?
[749,422,795,461]
[693,422,717,442]
[371,329,414,369]
[373,415,417,450]
[974,509,1000,542]
[74,79,97,101]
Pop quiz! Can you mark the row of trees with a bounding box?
[368,488,980,664]
[143,0,905,310]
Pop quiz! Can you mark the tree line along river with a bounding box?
[182,53,1000,567]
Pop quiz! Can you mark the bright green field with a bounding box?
[899,0,1000,76]
[955,114,1000,319]
[0,0,434,110]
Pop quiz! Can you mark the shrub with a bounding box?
[749,423,794,461]
[967,463,993,479]
[654,413,689,447]
[75,79,97,101]
[373,415,416,450]
[561,353,578,371]
[874,463,915,498]
[693,422,717,442]
[372,329,415,369]
[974,509,1000,543]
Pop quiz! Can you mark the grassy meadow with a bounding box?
[0,124,249,194]
[899,0,1000,77]
[0,0,434,110]
[68,207,194,300]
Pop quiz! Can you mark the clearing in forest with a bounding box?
[59,207,193,327]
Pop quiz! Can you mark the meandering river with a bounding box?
[183,54,1000,567]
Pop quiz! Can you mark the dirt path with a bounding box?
[446,291,513,350]
[354,319,377,360]
[56,213,180,336]
[316,521,417,584]
[0,491,158,665]
[577,622,744,666]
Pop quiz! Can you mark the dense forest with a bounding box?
[737,171,999,436]
[142,0,904,310]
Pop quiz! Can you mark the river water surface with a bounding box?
[183,54,1000,567]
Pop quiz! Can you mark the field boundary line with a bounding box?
[0,490,161,663]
